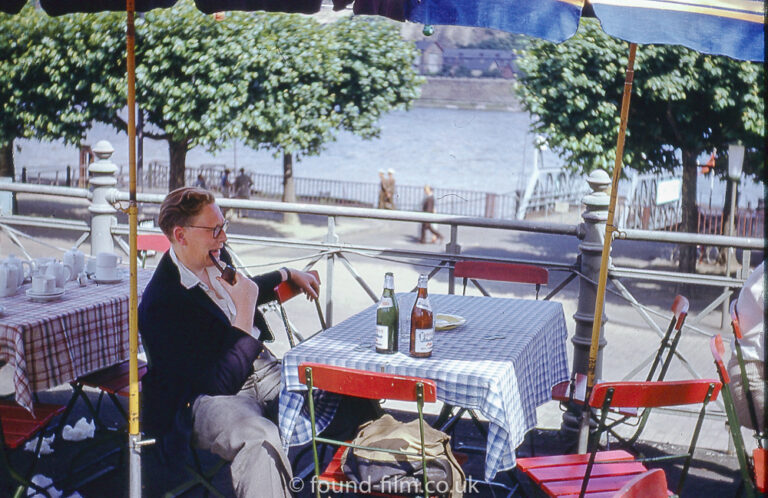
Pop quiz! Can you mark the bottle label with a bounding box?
[413,327,434,353]
[415,297,431,312]
[378,297,393,308]
[376,325,389,349]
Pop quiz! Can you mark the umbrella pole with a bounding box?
[578,43,638,453]
[125,2,144,497]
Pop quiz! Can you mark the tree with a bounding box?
[236,14,422,223]
[91,1,249,191]
[514,19,764,273]
[0,8,111,182]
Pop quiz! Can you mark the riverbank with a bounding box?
[416,76,522,111]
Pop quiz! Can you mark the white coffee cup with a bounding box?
[44,262,72,289]
[95,266,120,282]
[32,257,56,276]
[32,275,56,294]
[96,252,122,269]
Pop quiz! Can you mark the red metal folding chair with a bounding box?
[0,400,64,497]
[517,378,721,498]
[552,295,690,448]
[299,362,438,498]
[454,260,549,299]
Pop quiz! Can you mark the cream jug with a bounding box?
[3,254,31,286]
[0,263,20,297]
[44,262,73,289]
[63,248,85,277]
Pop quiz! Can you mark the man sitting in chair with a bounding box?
[138,187,373,497]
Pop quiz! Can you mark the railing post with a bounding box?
[88,140,118,256]
[324,216,339,326]
[561,169,611,438]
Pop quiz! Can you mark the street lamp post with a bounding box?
[722,143,744,327]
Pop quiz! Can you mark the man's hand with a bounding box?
[218,271,259,333]
[288,269,320,300]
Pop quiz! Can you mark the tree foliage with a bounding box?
[0,7,112,177]
[514,19,764,271]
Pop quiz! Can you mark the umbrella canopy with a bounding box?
[2,0,763,494]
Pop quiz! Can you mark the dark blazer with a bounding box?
[138,248,282,437]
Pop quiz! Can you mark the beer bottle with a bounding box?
[375,272,399,354]
[409,274,434,358]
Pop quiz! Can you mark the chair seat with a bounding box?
[77,359,147,395]
[543,473,647,496]
[0,401,64,450]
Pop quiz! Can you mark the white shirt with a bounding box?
[735,261,765,362]
[169,246,237,323]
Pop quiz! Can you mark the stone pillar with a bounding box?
[561,169,611,438]
[88,140,118,256]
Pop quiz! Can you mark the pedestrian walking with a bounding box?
[420,184,443,244]
[383,168,396,210]
[195,174,207,189]
[377,170,388,209]
[234,168,253,218]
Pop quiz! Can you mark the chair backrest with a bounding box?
[614,468,669,498]
[298,362,437,403]
[275,270,321,304]
[589,379,720,410]
[273,270,326,348]
[136,233,170,253]
[711,334,758,497]
[453,261,549,298]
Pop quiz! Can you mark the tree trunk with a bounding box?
[678,150,698,274]
[0,140,17,214]
[282,152,299,225]
[168,139,188,191]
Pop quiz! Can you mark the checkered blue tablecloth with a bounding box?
[0,270,152,414]
[279,293,569,480]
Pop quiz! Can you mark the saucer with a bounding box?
[26,288,66,302]
[435,313,467,331]
[93,275,123,284]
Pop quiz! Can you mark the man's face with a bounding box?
[179,203,228,268]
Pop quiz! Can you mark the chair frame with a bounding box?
[299,362,437,498]
[710,334,758,498]
[453,260,549,299]
[0,401,64,498]
[553,295,690,448]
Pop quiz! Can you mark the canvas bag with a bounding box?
[340,413,465,497]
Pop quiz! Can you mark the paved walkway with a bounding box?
[0,194,754,496]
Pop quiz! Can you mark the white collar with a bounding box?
[169,246,204,290]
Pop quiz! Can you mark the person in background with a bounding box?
[377,169,388,209]
[234,168,253,218]
[194,174,206,189]
[220,169,232,198]
[383,168,396,209]
[419,184,443,244]
[728,260,765,432]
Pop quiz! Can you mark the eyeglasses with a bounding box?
[186,220,229,238]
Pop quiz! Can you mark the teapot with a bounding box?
[0,263,20,297]
[2,254,31,287]
[44,261,73,289]
[63,248,85,277]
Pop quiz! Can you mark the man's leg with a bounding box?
[192,391,293,498]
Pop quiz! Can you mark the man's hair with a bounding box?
[158,187,216,238]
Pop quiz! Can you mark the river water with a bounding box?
[13,106,763,207]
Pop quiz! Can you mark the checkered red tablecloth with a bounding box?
[0,269,153,413]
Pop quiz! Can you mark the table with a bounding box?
[0,270,153,414]
[279,293,569,480]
